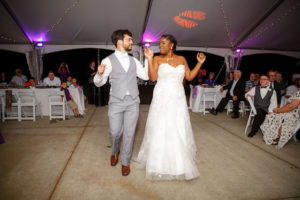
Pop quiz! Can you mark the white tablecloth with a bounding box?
[0,87,85,116]
[189,85,226,112]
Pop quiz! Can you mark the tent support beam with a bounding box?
[0,0,33,44]
[234,0,284,48]
[140,0,154,43]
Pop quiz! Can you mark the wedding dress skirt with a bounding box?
[136,63,199,180]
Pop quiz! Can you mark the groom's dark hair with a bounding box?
[111,30,132,47]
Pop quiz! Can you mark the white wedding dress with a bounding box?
[136,63,199,180]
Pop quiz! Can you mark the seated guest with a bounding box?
[285,77,300,98]
[291,73,300,84]
[197,73,205,85]
[268,70,281,106]
[191,71,205,86]
[70,77,87,101]
[245,72,258,92]
[276,72,286,95]
[263,91,300,148]
[0,72,9,84]
[210,70,245,118]
[67,75,72,87]
[224,71,234,85]
[255,73,260,82]
[43,71,61,86]
[205,72,216,86]
[10,69,28,86]
[24,77,37,86]
[71,77,80,86]
[245,74,277,137]
[61,82,82,118]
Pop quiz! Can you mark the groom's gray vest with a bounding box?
[108,53,139,100]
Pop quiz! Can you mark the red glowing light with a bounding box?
[174,10,206,29]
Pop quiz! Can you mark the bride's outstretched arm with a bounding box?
[144,48,157,81]
[148,56,159,82]
[184,52,206,81]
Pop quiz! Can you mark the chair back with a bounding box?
[48,90,65,103]
[18,90,36,104]
[203,88,217,101]
[247,96,257,115]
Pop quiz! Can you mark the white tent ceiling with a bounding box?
[1,0,300,58]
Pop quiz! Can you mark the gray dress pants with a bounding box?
[108,95,139,166]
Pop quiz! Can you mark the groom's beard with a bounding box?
[124,44,132,52]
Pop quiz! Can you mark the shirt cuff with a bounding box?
[93,73,103,84]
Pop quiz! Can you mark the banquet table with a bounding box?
[0,87,85,116]
[189,85,226,112]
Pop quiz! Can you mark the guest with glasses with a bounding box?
[245,72,258,92]
[10,69,27,86]
[245,75,277,138]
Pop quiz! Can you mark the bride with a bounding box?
[137,34,206,180]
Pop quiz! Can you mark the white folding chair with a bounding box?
[48,91,69,120]
[1,90,21,122]
[227,100,246,117]
[244,96,257,134]
[239,101,246,117]
[202,88,217,115]
[19,90,41,121]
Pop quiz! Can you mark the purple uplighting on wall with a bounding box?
[142,32,160,44]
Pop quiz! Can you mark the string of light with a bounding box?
[0,33,17,43]
[218,0,235,50]
[243,1,300,45]
[46,0,80,35]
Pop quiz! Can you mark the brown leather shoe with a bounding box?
[122,165,130,176]
[110,151,120,166]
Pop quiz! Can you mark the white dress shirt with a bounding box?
[10,75,27,86]
[94,50,149,95]
[245,85,277,113]
[43,76,61,86]
[230,80,238,96]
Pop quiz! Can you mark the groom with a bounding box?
[94,29,153,176]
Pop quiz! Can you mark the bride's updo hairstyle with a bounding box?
[161,34,177,51]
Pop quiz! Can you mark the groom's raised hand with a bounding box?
[144,48,154,60]
[97,64,106,75]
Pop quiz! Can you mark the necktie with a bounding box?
[261,86,267,88]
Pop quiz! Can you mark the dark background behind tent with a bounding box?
[1,49,299,87]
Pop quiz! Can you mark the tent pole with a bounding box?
[234,0,284,47]
[97,48,100,66]
[140,0,154,42]
[215,61,226,83]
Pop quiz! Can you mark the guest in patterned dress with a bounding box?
[263,91,300,148]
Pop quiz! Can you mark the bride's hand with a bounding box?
[144,48,154,60]
[197,52,206,64]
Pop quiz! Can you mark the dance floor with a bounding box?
[0,104,300,200]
